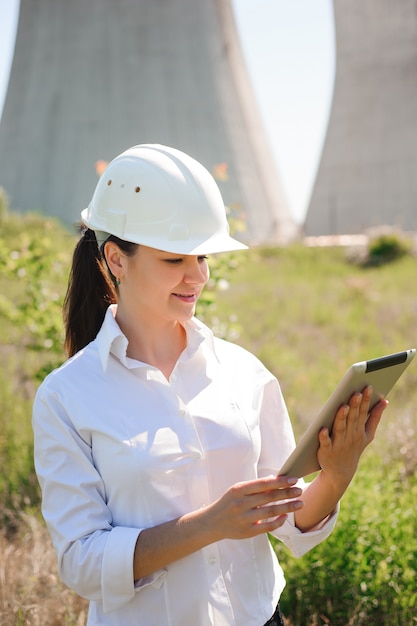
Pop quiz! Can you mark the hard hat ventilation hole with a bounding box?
[107,179,112,186]
[135,186,141,193]
[120,183,125,188]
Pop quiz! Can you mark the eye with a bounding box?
[164,258,183,264]
[198,255,209,263]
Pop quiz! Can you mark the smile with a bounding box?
[172,292,197,302]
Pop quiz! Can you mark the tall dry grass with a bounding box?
[0,512,88,626]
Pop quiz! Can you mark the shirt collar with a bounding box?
[96,305,129,371]
[180,315,220,364]
[95,305,220,372]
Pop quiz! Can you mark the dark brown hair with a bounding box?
[63,228,137,357]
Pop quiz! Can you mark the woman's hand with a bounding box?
[293,385,388,533]
[134,475,303,579]
[317,385,388,489]
[206,475,304,541]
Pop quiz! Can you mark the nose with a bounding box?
[183,257,209,285]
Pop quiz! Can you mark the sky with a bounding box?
[0,0,335,224]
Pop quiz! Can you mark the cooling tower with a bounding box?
[0,0,296,243]
[305,0,417,236]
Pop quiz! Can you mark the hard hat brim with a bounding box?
[81,205,248,254]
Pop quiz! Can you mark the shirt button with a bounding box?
[208,556,217,565]
[179,409,186,416]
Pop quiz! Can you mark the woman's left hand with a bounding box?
[316,385,388,489]
[294,385,388,532]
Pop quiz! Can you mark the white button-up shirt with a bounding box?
[33,305,337,626]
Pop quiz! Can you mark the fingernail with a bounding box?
[286,477,298,485]
[294,501,304,509]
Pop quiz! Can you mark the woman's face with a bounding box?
[115,244,210,325]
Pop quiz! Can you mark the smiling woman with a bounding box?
[32,143,387,626]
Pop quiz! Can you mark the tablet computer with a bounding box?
[279,349,416,478]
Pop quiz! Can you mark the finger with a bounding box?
[253,498,304,524]
[352,386,379,434]
[254,486,303,506]
[247,512,290,536]
[244,486,303,515]
[276,475,299,486]
[357,385,374,424]
[331,403,350,436]
[318,425,333,449]
[344,388,370,433]
[238,475,298,496]
[365,399,388,441]
[342,391,364,436]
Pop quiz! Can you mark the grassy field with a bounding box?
[215,244,417,625]
[1,200,416,625]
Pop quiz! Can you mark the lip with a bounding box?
[172,292,198,303]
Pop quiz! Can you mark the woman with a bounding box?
[33,144,387,626]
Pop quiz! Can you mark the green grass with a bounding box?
[1,202,417,625]
[215,245,417,439]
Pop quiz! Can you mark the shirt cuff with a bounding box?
[101,526,168,613]
[101,526,139,613]
[274,503,340,558]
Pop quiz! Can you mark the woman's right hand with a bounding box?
[206,475,304,541]
[134,475,303,580]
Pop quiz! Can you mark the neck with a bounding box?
[115,307,187,379]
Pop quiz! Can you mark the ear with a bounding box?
[104,241,126,279]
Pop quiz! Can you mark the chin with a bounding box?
[176,307,196,321]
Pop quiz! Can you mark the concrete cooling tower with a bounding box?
[0,0,296,244]
[305,0,417,236]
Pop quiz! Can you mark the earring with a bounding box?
[116,277,121,286]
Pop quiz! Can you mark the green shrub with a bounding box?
[0,208,73,511]
[366,232,411,266]
[347,230,413,268]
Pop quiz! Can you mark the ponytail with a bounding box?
[63,228,137,357]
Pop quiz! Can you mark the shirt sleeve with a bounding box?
[272,507,339,557]
[32,382,166,613]
[257,378,340,556]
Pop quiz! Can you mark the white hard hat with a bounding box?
[81,144,247,254]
